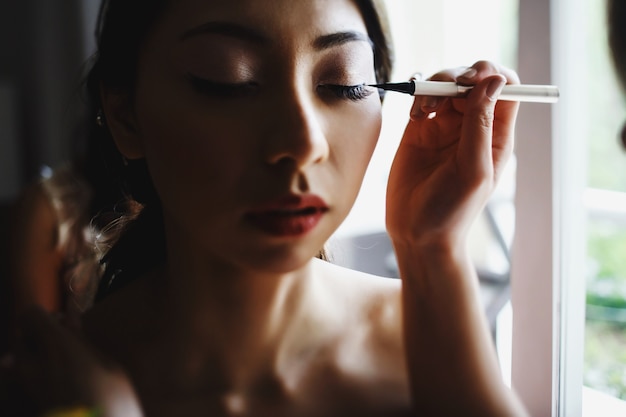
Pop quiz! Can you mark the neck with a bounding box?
[154,248,320,391]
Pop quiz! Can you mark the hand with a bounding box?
[10,306,143,417]
[385,62,528,417]
[386,60,520,247]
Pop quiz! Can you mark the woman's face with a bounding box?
[125,0,383,272]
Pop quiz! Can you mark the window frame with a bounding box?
[511,0,589,415]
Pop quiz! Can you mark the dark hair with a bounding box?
[608,0,626,91]
[607,0,626,149]
[91,0,395,301]
[357,0,394,87]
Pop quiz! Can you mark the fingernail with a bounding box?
[459,67,477,79]
[486,77,506,101]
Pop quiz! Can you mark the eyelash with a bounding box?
[187,74,373,102]
[320,84,373,101]
[187,74,258,98]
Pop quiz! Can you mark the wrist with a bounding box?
[391,231,478,295]
[390,229,468,261]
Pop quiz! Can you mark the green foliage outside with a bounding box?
[584,0,626,401]
[584,320,626,399]
[585,222,626,400]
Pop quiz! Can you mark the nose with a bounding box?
[263,86,330,169]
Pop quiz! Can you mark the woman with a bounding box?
[7,0,527,415]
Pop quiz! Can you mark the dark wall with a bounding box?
[0,0,99,203]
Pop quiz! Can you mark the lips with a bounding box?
[246,195,329,237]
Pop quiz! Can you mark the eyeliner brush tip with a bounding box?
[367,82,415,95]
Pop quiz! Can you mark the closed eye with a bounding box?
[318,83,374,101]
[186,74,259,98]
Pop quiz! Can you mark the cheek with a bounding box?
[141,119,223,192]
[133,94,253,211]
[329,99,383,182]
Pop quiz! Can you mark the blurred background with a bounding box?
[0,1,99,200]
[0,0,101,374]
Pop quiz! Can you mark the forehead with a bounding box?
[156,0,369,45]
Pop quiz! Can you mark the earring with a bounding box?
[96,109,105,127]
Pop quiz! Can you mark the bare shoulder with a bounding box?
[309,259,410,411]
[314,257,403,333]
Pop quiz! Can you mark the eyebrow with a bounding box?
[180,21,372,51]
[313,31,374,51]
[180,21,268,43]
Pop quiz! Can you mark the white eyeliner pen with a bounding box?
[369,80,559,103]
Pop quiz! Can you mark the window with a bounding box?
[497,0,626,415]
[580,0,626,413]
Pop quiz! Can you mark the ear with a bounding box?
[99,83,144,159]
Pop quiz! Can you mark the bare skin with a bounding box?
[83,260,409,416]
